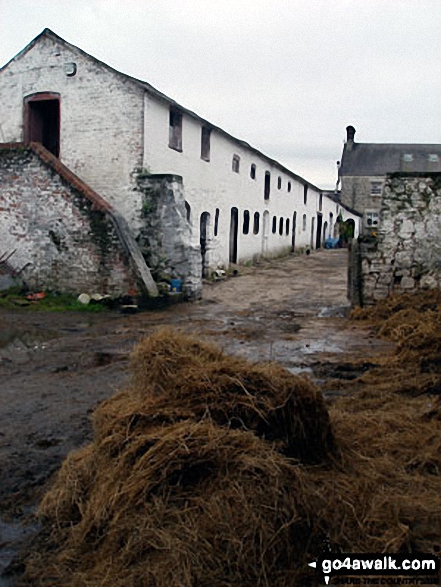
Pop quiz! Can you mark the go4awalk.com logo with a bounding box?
[308,553,440,585]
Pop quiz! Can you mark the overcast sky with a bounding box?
[1,0,441,189]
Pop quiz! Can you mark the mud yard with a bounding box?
[0,249,432,584]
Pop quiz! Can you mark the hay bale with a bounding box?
[94,328,335,463]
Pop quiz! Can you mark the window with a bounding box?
[253,212,260,234]
[287,181,291,193]
[303,185,308,205]
[169,107,183,151]
[243,210,250,234]
[232,154,240,173]
[428,154,439,163]
[214,208,220,236]
[370,181,383,196]
[365,210,379,228]
[402,153,413,162]
[302,214,307,231]
[272,216,277,234]
[264,171,271,200]
[319,194,323,212]
[185,201,191,223]
[285,218,290,235]
[250,164,256,179]
[279,217,283,235]
[201,126,211,162]
[278,176,282,190]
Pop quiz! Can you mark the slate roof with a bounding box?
[340,142,441,176]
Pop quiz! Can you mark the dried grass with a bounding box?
[23,320,441,586]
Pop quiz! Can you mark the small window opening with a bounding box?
[365,211,379,228]
[264,171,271,200]
[253,212,260,234]
[185,201,191,223]
[370,181,383,195]
[285,218,290,235]
[303,185,308,205]
[279,217,284,235]
[272,216,277,234]
[302,214,307,231]
[232,154,240,173]
[319,194,323,212]
[287,181,292,193]
[243,210,250,235]
[214,208,220,236]
[201,126,211,162]
[169,107,183,151]
[277,176,282,190]
[250,164,256,179]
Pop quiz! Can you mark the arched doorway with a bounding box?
[291,211,297,252]
[229,207,238,264]
[315,213,323,249]
[200,212,211,277]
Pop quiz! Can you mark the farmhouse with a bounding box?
[0,29,359,298]
[340,127,441,306]
[339,125,441,234]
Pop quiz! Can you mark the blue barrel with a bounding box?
[170,278,182,293]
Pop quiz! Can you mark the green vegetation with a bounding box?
[0,290,108,312]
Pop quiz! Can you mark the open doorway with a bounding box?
[200,212,210,277]
[24,93,60,157]
[229,207,238,264]
[315,213,323,249]
[291,211,297,252]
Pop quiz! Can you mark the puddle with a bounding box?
[318,306,350,318]
[0,517,40,581]
[0,329,59,352]
[287,366,313,375]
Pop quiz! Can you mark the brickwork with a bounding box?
[348,173,441,305]
[0,144,140,295]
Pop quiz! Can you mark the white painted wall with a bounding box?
[143,94,359,268]
[0,33,145,227]
[0,32,360,272]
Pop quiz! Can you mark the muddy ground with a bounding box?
[0,249,393,584]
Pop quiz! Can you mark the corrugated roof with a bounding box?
[340,142,441,176]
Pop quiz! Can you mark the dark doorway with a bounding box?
[24,93,60,157]
[200,212,210,277]
[315,213,323,249]
[229,207,238,264]
[291,211,297,252]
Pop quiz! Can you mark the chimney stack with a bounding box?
[346,126,356,151]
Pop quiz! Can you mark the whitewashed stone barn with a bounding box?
[0,29,359,298]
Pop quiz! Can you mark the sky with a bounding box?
[1,0,441,189]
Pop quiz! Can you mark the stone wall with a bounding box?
[340,176,383,218]
[0,143,155,296]
[348,172,441,306]
[137,174,202,299]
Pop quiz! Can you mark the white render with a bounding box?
[0,29,360,274]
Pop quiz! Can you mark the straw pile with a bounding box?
[23,323,441,586]
[24,329,335,587]
[351,289,441,395]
